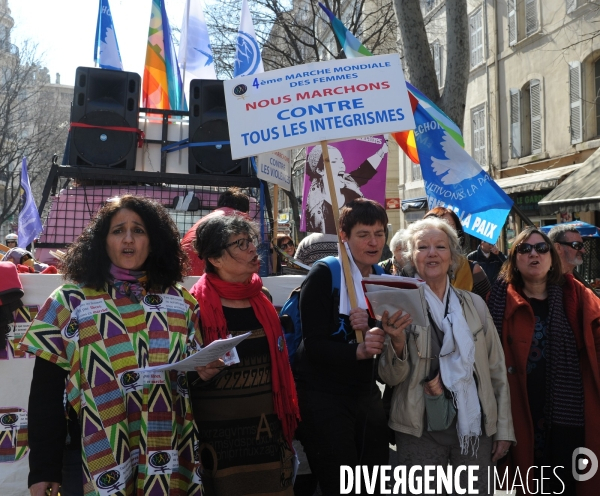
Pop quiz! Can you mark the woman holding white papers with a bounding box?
[20,195,203,496]
[378,217,514,494]
[189,215,299,496]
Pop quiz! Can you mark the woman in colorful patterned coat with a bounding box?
[20,195,203,496]
[189,215,300,495]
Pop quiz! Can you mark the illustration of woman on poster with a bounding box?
[304,139,388,234]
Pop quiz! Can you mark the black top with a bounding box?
[28,357,80,487]
[526,297,549,462]
[295,262,377,394]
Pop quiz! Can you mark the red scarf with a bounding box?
[191,272,300,446]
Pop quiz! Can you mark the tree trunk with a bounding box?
[393,0,470,130]
[439,0,470,130]
[393,0,440,103]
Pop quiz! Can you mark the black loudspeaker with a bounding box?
[69,67,140,169]
[188,79,252,176]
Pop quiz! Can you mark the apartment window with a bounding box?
[508,0,539,46]
[411,161,422,181]
[472,105,486,165]
[510,79,543,158]
[430,40,443,88]
[470,9,484,68]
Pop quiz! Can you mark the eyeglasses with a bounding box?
[515,242,550,255]
[224,236,257,251]
[411,333,455,360]
[279,241,294,249]
[557,241,584,251]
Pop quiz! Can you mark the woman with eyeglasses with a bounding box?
[488,226,600,494]
[189,215,299,495]
[378,217,514,493]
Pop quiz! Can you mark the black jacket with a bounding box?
[467,245,506,283]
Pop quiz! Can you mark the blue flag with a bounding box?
[234,0,264,77]
[94,0,123,70]
[18,158,43,249]
[414,104,513,244]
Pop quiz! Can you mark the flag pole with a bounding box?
[272,185,279,274]
[320,140,362,343]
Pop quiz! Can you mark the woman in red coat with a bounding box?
[488,226,600,495]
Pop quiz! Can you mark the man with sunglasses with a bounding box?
[548,224,585,275]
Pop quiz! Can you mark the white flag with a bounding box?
[179,0,216,87]
[234,0,264,77]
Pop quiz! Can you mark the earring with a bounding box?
[514,267,519,273]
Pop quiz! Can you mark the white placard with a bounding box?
[224,54,414,159]
[256,150,292,190]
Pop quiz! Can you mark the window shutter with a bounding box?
[525,0,539,36]
[508,0,517,46]
[530,80,542,154]
[472,106,486,165]
[510,88,521,158]
[569,61,583,144]
[470,10,483,67]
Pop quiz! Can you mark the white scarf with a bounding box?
[420,275,481,456]
[338,242,368,316]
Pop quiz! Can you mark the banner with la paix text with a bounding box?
[223,53,415,159]
[414,103,513,244]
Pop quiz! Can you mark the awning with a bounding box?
[401,197,427,211]
[494,163,583,195]
[539,149,600,214]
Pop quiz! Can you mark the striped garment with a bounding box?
[19,283,203,496]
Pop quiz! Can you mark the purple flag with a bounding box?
[18,158,43,248]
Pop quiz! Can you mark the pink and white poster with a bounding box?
[301,135,388,234]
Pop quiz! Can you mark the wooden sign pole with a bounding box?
[272,184,279,275]
[320,141,363,343]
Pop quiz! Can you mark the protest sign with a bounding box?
[414,102,513,244]
[223,53,414,159]
[256,150,292,191]
[302,136,388,234]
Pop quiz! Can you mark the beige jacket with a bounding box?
[378,288,516,443]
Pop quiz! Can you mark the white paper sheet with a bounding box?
[142,332,252,372]
[364,285,429,327]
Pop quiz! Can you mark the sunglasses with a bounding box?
[516,242,550,255]
[557,241,584,251]
[280,241,294,249]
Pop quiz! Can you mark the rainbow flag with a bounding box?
[317,3,463,164]
[318,3,372,58]
[143,0,186,110]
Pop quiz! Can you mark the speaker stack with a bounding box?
[188,79,252,177]
[69,67,140,170]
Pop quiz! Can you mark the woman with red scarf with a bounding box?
[189,215,299,496]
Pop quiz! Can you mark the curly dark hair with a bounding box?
[498,226,563,287]
[60,195,189,290]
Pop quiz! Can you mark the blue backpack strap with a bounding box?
[318,256,342,292]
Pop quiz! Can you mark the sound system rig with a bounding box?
[67,67,255,183]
